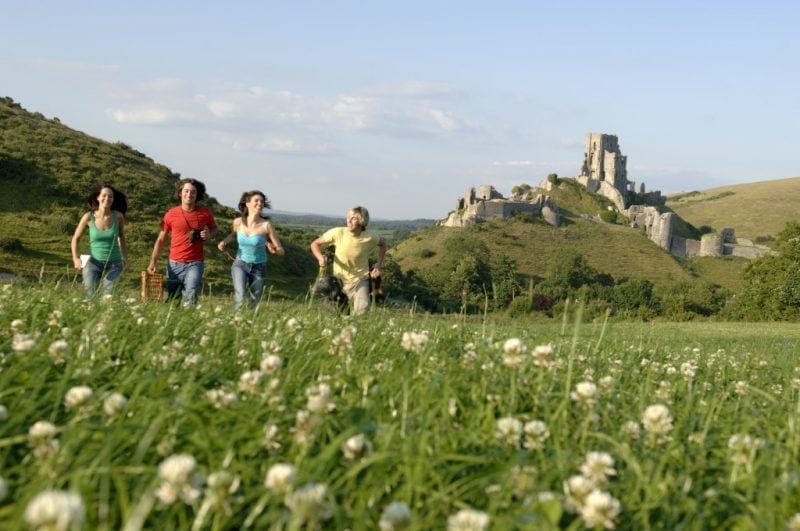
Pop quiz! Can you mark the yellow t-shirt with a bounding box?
[321,227,380,284]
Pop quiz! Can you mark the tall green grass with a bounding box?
[1,282,799,529]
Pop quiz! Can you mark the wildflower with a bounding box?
[12,333,37,352]
[286,317,302,332]
[563,475,595,513]
[156,454,203,505]
[787,513,800,531]
[680,361,697,381]
[531,344,553,367]
[306,383,334,413]
[495,417,522,447]
[265,463,296,494]
[10,318,24,332]
[48,339,69,364]
[579,489,621,529]
[734,381,747,396]
[291,410,314,445]
[262,340,282,353]
[103,393,127,416]
[64,386,93,410]
[523,420,550,450]
[24,490,85,531]
[447,508,490,531]
[401,331,429,353]
[728,434,764,468]
[502,338,526,368]
[284,483,334,526]
[598,376,614,391]
[379,500,412,530]
[642,404,673,446]
[238,370,263,395]
[622,421,640,440]
[448,397,458,417]
[203,470,240,514]
[263,424,282,452]
[28,421,58,447]
[342,433,372,461]
[260,354,283,373]
[571,381,598,408]
[206,389,238,409]
[580,452,616,484]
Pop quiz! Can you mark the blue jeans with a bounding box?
[231,259,266,309]
[82,257,124,297]
[166,260,204,307]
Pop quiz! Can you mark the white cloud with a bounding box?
[107,107,194,125]
[16,57,119,73]
[206,100,240,118]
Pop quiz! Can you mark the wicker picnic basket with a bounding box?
[140,271,164,301]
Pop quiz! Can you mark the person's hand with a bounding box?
[370,266,382,278]
[72,257,82,270]
[200,228,210,241]
[318,256,327,268]
[267,241,276,254]
[147,262,157,274]
[217,240,226,251]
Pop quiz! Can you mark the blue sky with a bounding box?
[2,1,798,219]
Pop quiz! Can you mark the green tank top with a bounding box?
[88,211,122,262]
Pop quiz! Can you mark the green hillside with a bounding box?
[391,180,749,294]
[666,176,800,243]
[0,96,318,297]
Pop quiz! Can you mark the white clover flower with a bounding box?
[642,404,673,446]
[400,331,429,353]
[728,434,764,467]
[263,423,282,452]
[102,392,127,416]
[284,483,334,525]
[306,383,334,413]
[571,381,598,408]
[260,354,283,373]
[12,333,37,352]
[579,489,621,529]
[734,380,747,396]
[531,344,553,367]
[24,490,85,531]
[206,389,238,409]
[563,474,595,513]
[787,513,800,531]
[495,417,523,447]
[598,376,614,391]
[379,500,412,530]
[156,454,203,505]
[523,420,550,450]
[623,421,641,440]
[447,508,490,531]
[265,463,296,494]
[286,317,302,332]
[64,386,93,410]
[291,410,314,445]
[680,361,697,380]
[262,340,282,353]
[28,421,57,446]
[580,452,616,484]
[238,370,263,395]
[47,339,69,364]
[503,338,525,355]
[10,318,24,331]
[342,433,372,461]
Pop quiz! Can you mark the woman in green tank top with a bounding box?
[70,183,129,297]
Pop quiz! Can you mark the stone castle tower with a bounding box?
[580,133,628,192]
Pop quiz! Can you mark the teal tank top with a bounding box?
[89,211,121,262]
[236,231,267,264]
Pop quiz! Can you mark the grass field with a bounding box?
[1,282,800,530]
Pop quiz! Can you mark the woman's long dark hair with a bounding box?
[238,190,271,220]
[87,183,128,214]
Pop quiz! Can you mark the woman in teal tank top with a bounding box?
[70,184,129,297]
[217,190,284,309]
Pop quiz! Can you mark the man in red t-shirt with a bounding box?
[147,178,218,307]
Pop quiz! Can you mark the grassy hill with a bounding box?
[666,176,800,243]
[0,96,318,297]
[391,179,749,294]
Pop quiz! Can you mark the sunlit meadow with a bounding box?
[1,283,800,530]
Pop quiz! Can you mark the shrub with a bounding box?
[0,237,23,252]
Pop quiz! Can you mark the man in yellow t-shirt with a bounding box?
[310,206,387,314]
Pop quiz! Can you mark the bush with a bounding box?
[0,237,23,252]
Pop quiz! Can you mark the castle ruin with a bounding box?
[441,185,560,228]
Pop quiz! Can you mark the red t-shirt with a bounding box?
[161,205,217,262]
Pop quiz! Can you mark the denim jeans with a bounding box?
[166,260,204,307]
[82,257,124,297]
[231,259,266,309]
